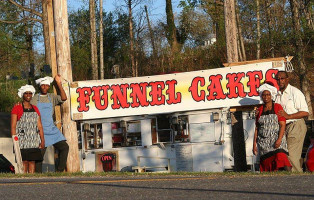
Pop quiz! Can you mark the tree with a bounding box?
[265,0,274,58]
[144,5,156,57]
[127,0,136,76]
[166,0,179,54]
[99,0,104,79]
[256,0,261,59]
[224,0,238,63]
[0,0,43,83]
[53,0,80,172]
[90,0,98,80]
[289,0,313,119]
[235,0,246,61]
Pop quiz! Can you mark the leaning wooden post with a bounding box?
[46,0,62,130]
[53,0,80,172]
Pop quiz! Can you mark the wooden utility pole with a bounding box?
[46,0,62,129]
[224,0,238,63]
[53,0,80,172]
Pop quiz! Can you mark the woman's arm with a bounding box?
[274,121,286,148]
[253,127,258,155]
[37,116,45,149]
[11,114,17,136]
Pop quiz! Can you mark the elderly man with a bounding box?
[31,75,69,172]
[275,71,309,172]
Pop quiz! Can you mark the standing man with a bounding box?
[275,71,309,172]
[31,75,69,172]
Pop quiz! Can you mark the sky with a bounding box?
[35,0,182,53]
[67,0,182,21]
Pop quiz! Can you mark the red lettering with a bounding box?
[265,69,279,89]
[92,85,110,110]
[76,87,92,112]
[110,84,130,109]
[149,81,165,106]
[188,77,205,102]
[130,82,149,108]
[226,72,246,98]
[166,80,181,104]
[246,71,263,97]
[207,75,226,100]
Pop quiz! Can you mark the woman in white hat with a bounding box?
[253,83,291,172]
[11,85,45,173]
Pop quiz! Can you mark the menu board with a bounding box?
[175,144,193,171]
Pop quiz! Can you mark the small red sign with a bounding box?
[101,155,113,161]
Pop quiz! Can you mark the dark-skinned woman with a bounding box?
[253,83,292,172]
[11,85,45,173]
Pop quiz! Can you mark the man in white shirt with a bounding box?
[275,71,309,172]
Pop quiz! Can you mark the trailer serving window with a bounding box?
[82,123,103,150]
[111,120,142,147]
[153,115,189,144]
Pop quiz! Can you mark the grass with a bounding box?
[0,171,312,179]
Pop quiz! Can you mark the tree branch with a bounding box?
[8,0,42,18]
[0,17,42,24]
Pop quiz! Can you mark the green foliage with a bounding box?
[0,80,27,112]
[68,9,130,80]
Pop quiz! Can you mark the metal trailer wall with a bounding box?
[79,109,234,172]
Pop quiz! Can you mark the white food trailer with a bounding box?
[69,58,287,172]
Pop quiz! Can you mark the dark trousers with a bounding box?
[35,140,69,173]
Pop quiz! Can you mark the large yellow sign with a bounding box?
[70,61,284,120]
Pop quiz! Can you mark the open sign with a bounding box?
[101,154,114,162]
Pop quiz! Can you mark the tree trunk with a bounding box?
[99,0,104,79]
[224,0,239,63]
[128,0,137,77]
[235,0,246,61]
[265,0,275,58]
[289,0,313,119]
[256,0,261,59]
[300,0,313,30]
[90,0,98,80]
[42,0,51,65]
[166,0,179,54]
[53,0,80,172]
[144,5,157,58]
[214,0,225,47]
[25,24,35,84]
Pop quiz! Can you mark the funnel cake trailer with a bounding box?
[70,58,287,172]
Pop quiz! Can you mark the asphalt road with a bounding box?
[0,174,313,199]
